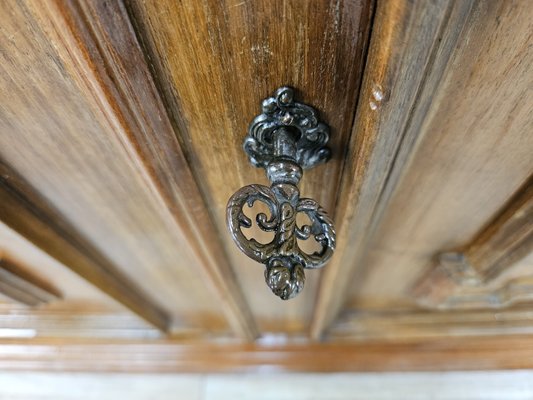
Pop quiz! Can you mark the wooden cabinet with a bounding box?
[0,0,531,372]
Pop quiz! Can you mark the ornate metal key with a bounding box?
[226,87,336,300]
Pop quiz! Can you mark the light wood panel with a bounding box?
[0,219,161,339]
[0,220,128,306]
[440,276,533,310]
[346,0,533,318]
[0,304,162,340]
[330,304,533,341]
[311,0,476,338]
[0,163,168,330]
[2,335,533,372]
[126,0,373,332]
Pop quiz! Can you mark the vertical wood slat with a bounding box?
[311,0,476,339]
[35,0,259,340]
[413,176,533,307]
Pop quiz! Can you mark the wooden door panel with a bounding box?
[127,0,373,331]
[0,0,234,335]
[338,0,533,328]
[0,0,532,372]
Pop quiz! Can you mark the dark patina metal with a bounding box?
[227,87,335,300]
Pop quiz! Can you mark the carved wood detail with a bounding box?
[441,277,533,310]
[413,176,533,307]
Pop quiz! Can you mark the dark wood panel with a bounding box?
[126,0,373,332]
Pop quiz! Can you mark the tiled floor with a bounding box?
[0,371,532,399]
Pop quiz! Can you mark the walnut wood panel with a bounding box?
[0,258,60,307]
[311,0,476,338]
[345,0,533,319]
[0,0,251,336]
[414,177,533,307]
[2,335,533,372]
[126,0,373,332]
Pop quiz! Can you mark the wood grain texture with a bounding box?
[0,162,169,331]
[311,0,476,338]
[0,0,250,336]
[0,258,60,307]
[2,335,533,372]
[50,0,257,340]
[126,0,373,332]
[0,303,164,340]
[414,177,533,307]
[347,0,533,316]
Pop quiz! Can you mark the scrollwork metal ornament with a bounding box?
[226,87,336,300]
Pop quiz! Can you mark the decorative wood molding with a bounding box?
[0,161,170,332]
[0,258,61,307]
[413,176,533,307]
[439,277,533,310]
[311,0,476,339]
[330,305,533,341]
[125,0,374,331]
[1,335,533,372]
[46,0,258,340]
[0,304,161,340]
